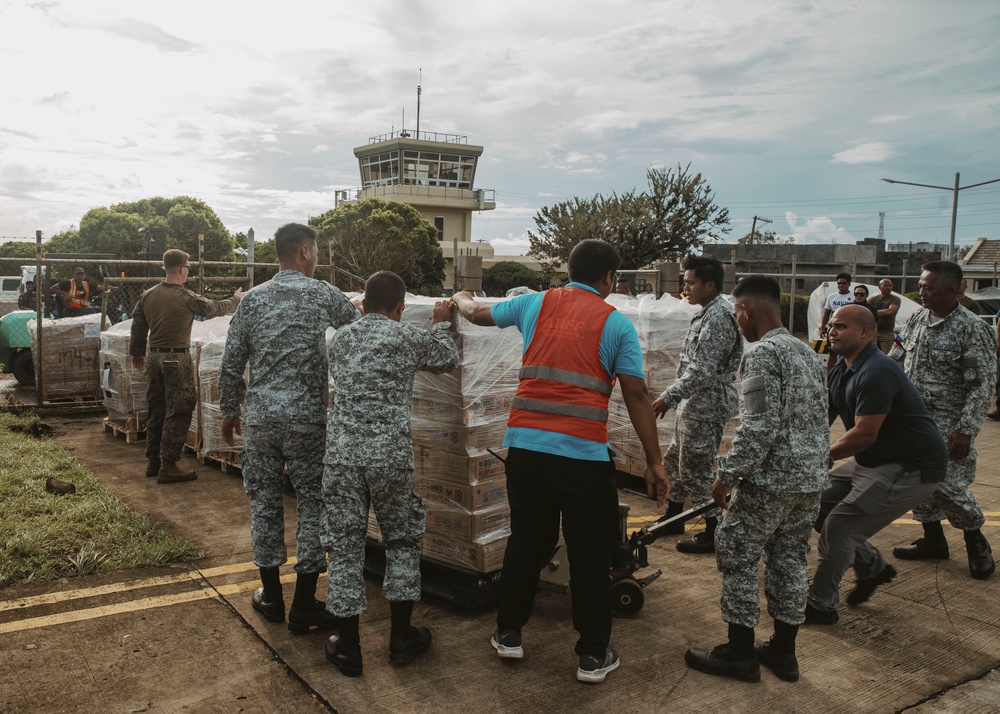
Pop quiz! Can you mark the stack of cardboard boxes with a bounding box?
[30,314,103,401]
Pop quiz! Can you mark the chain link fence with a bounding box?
[0,255,300,413]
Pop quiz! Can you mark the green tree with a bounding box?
[528,163,730,270]
[482,261,544,296]
[738,229,793,245]
[310,198,445,296]
[0,241,36,259]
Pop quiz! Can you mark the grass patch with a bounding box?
[0,412,201,587]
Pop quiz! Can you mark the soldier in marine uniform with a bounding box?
[130,249,242,483]
[890,261,996,580]
[684,276,829,684]
[219,223,359,633]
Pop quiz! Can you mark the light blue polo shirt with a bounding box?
[490,283,645,462]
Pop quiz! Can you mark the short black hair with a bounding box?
[683,256,725,292]
[732,275,780,305]
[922,260,963,289]
[836,272,852,283]
[568,239,621,284]
[364,270,406,312]
[274,223,318,261]
[854,285,869,296]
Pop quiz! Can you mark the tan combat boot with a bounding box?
[157,460,197,484]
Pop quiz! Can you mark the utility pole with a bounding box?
[749,215,773,244]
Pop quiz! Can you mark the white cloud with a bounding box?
[831,142,895,165]
[784,212,854,245]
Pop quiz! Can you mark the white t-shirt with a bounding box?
[824,291,855,312]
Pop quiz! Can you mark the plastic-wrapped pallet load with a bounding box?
[604,293,695,476]
[392,295,523,572]
[29,313,102,401]
[100,319,147,431]
[196,315,238,459]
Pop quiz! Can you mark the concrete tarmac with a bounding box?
[1,412,998,713]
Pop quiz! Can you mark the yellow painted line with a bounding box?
[0,589,217,635]
[0,558,304,613]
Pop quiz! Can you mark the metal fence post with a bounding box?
[200,234,206,286]
[789,254,797,333]
[34,230,43,403]
[247,227,255,289]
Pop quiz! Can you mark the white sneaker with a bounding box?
[491,629,523,659]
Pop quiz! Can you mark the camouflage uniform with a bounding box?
[659,294,743,517]
[324,314,459,617]
[130,282,239,463]
[218,270,359,573]
[715,328,829,627]
[892,304,997,530]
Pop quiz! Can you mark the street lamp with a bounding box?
[881,173,1000,262]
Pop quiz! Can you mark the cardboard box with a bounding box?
[415,447,508,485]
[416,477,508,513]
[424,502,511,541]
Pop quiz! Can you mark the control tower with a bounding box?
[347,130,496,287]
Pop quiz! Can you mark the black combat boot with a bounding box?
[964,529,995,580]
[287,571,337,634]
[326,615,362,677]
[656,500,686,535]
[684,623,760,683]
[893,521,949,560]
[251,566,284,623]
[145,457,160,477]
[388,600,432,664]
[757,620,800,682]
[677,516,717,554]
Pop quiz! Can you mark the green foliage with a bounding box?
[738,229,793,245]
[0,412,199,587]
[310,197,445,296]
[528,163,730,271]
[0,241,36,259]
[39,197,237,277]
[904,291,920,303]
[779,294,811,334]
[482,261,545,296]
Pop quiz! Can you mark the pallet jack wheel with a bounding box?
[610,577,645,618]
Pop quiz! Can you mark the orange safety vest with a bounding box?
[65,280,90,308]
[508,287,616,442]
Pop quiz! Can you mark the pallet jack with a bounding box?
[607,499,716,617]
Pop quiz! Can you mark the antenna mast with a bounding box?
[416,68,422,139]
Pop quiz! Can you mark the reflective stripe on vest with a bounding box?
[66,281,90,308]
[507,287,615,442]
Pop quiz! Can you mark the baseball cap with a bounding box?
[74,267,85,275]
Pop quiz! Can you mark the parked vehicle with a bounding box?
[0,311,37,385]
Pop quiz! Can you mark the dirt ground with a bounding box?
[1,410,998,714]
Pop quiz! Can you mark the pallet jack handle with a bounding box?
[630,499,718,548]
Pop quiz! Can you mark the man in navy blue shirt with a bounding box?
[805,305,948,624]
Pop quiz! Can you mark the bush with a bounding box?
[780,294,810,334]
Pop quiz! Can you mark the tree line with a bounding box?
[1,161,753,296]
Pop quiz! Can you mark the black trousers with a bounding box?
[496,446,618,658]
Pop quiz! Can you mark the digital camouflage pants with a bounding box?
[323,465,425,618]
[242,422,327,574]
[144,352,197,463]
[715,481,821,628]
[910,449,986,531]
[664,412,725,519]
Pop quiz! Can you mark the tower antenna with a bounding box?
[416,68,422,139]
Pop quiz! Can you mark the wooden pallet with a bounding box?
[200,449,242,474]
[103,417,145,444]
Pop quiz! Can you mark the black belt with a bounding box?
[149,347,189,353]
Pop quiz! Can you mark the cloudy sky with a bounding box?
[2,0,998,255]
